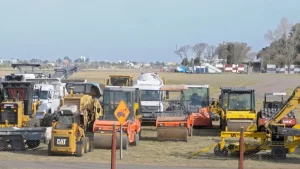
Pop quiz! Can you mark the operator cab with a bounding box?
[55,105,80,129]
[181,85,210,108]
[101,86,140,121]
[220,87,255,112]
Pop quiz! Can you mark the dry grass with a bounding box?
[1,68,300,168]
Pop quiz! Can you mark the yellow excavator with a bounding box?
[104,75,134,87]
[48,82,102,157]
[0,81,44,150]
[214,86,300,159]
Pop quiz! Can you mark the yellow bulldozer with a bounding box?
[0,81,45,150]
[104,75,134,87]
[48,82,103,157]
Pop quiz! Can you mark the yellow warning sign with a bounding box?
[114,100,130,124]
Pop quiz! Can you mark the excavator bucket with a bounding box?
[156,116,189,142]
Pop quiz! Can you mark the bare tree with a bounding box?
[233,42,251,65]
[174,45,191,66]
[264,17,295,72]
[204,45,216,64]
[192,43,208,65]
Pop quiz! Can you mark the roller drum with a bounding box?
[157,127,188,142]
[227,119,255,131]
[94,133,128,149]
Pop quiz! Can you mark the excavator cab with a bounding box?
[104,75,134,87]
[93,86,141,150]
[219,87,256,132]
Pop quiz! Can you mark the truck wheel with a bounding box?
[11,139,25,151]
[27,140,40,149]
[84,137,90,153]
[122,137,129,150]
[48,140,52,156]
[0,138,8,151]
[76,140,84,157]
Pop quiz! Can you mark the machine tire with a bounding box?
[26,140,40,149]
[122,137,129,150]
[271,147,286,160]
[0,138,8,151]
[188,127,193,137]
[89,140,94,152]
[11,139,25,151]
[85,137,90,153]
[27,118,40,127]
[48,140,52,156]
[76,140,84,157]
[214,144,228,157]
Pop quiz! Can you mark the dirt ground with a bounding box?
[1,68,300,168]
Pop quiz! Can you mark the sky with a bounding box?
[0,0,300,63]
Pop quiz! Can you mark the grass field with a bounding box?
[1,68,300,168]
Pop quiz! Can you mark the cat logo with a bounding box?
[56,139,67,145]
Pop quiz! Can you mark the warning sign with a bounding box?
[114,100,130,124]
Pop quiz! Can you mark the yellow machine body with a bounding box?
[104,75,134,87]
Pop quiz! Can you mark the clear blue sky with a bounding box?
[0,0,299,63]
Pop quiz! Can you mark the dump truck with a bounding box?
[257,92,296,131]
[104,75,134,87]
[93,86,141,150]
[48,82,103,156]
[156,85,193,142]
[183,85,214,127]
[0,81,51,150]
[133,73,165,123]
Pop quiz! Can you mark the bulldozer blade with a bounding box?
[94,133,128,149]
[157,127,188,142]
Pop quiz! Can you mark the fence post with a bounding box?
[239,127,244,169]
[111,124,116,169]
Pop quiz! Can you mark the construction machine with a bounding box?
[257,92,296,131]
[156,85,193,142]
[104,75,134,87]
[216,87,257,132]
[48,82,102,156]
[0,81,50,150]
[93,86,141,150]
[133,73,165,123]
[183,85,214,127]
[213,86,300,159]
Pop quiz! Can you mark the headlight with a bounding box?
[159,123,164,127]
[180,123,184,127]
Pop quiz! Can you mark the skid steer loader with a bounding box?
[0,81,48,151]
[48,82,102,157]
[93,86,141,150]
[156,85,194,142]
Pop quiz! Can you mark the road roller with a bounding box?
[217,87,257,132]
[48,82,102,157]
[93,86,141,149]
[182,85,214,128]
[156,85,194,142]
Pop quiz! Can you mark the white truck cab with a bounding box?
[134,73,164,122]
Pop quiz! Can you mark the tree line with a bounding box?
[175,17,300,73]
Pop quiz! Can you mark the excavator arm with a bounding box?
[264,86,300,136]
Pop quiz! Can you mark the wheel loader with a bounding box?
[93,86,141,150]
[156,85,194,142]
[48,82,103,157]
[104,75,134,87]
[257,92,296,131]
[0,81,49,151]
